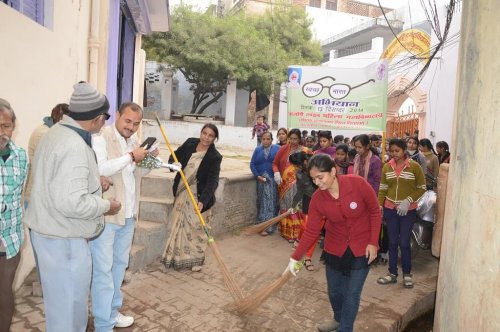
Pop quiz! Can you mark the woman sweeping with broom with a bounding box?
[162,124,222,272]
[284,154,381,332]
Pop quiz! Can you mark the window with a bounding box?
[2,0,44,25]
[326,0,337,10]
[309,0,321,8]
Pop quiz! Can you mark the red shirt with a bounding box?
[292,175,381,259]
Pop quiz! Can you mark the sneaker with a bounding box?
[115,313,134,328]
[317,319,339,332]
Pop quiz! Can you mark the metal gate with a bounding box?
[386,113,419,138]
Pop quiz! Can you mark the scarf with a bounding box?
[353,150,372,180]
[263,146,271,159]
[335,158,350,175]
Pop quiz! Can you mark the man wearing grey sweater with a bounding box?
[24,82,121,332]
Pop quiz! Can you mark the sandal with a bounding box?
[260,231,268,236]
[377,273,397,285]
[403,274,414,288]
[304,258,314,271]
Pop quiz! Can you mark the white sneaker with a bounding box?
[115,312,134,328]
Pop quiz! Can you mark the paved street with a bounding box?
[11,230,438,332]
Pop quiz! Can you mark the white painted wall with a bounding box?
[0,2,91,148]
[143,119,272,151]
[306,7,372,41]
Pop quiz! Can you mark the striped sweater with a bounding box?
[378,158,426,209]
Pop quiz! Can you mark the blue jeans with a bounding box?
[30,231,92,332]
[325,261,369,332]
[384,208,416,276]
[89,218,135,332]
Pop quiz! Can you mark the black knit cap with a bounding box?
[68,82,110,121]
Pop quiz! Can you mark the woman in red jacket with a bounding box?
[284,154,381,332]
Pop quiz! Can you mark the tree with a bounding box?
[143,5,322,114]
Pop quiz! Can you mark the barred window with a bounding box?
[2,0,44,25]
[309,0,321,8]
[326,0,337,10]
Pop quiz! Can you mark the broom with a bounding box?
[225,260,304,313]
[242,210,292,235]
[154,114,244,301]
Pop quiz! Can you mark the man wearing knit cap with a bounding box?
[24,82,122,332]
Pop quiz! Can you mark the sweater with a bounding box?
[25,117,55,200]
[292,175,381,260]
[249,144,280,178]
[23,116,109,238]
[378,158,427,209]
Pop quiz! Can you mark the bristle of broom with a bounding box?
[225,271,293,313]
[242,212,291,235]
[208,240,244,301]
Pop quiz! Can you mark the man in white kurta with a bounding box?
[90,102,153,331]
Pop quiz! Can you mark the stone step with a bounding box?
[138,196,174,224]
[130,220,169,271]
[128,244,146,271]
[134,220,168,245]
[141,169,175,198]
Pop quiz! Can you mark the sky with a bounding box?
[168,0,405,12]
[169,0,212,12]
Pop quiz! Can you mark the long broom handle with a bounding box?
[154,114,209,233]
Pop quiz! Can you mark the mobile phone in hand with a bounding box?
[140,137,157,150]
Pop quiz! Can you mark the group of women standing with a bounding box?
[163,123,448,332]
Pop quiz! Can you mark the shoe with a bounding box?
[260,231,268,236]
[191,265,202,272]
[115,312,134,328]
[377,273,397,285]
[403,273,414,288]
[317,319,339,332]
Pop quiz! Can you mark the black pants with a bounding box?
[0,252,21,332]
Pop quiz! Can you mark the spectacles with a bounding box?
[302,76,375,100]
[102,113,110,121]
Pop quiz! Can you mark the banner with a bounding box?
[380,28,430,64]
[286,61,388,131]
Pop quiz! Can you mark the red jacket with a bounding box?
[292,175,381,259]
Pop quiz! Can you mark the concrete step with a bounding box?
[138,196,174,224]
[128,244,146,271]
[134,220,168,244]
[130,220,169,271]
[141,169,175,198]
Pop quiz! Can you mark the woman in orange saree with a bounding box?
[272,128,311,242]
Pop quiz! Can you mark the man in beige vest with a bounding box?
[90,102,155,331]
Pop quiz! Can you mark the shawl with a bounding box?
[353,150,372,180]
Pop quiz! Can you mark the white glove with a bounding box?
[163,162,181,172]
[274,172,282,185]
[287,208,294,215]
[283,258,300,277]
[397,199,411,216]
